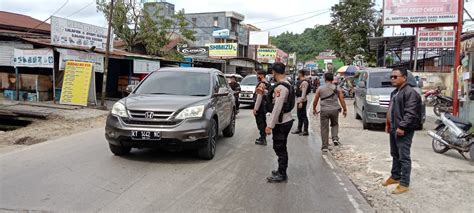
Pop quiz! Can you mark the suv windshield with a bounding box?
[241,76,258,86]
[134,71,211,96]
[368,72,393,88]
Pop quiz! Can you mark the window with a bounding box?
[213,17,218,27]
[217,75,228,88]
[134,72,211,96]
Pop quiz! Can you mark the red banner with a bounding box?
[383,0,458,25]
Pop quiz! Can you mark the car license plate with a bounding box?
[131,131,161,140]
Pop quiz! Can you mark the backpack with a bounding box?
[296,80,311,97]
[265,82,295,121]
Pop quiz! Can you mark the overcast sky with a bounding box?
[1,0,472,36]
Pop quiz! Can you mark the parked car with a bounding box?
[239,74,258,105]
[354,68,426,130]
[105,68,236,160]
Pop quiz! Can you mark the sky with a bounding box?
[1,0,472,36]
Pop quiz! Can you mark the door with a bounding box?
[355,71,367,114]
[217,74,232,128]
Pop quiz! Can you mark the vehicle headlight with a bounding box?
[175,105,205,120]
[366,95,380,104]
[111,102,128,117]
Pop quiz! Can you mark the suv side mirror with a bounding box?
[358,81,366,88]
[125,85,136,94]
[215,87,230,97]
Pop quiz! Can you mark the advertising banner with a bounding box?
[51,16,113,51]
[383,0,458,25]
[133,59,160,74]
[257,48,277,63]
[13,48,54,68]
[57,48,104,73]
[249,31,269,45]
[178,47,209,58]
[207,43,238,58]
[60,61,93,106]
[417,30,455,48]
[212,29,230,39]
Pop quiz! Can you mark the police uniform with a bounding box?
[253,79,269,144]
[295,80,309,134]
[267,81,293,180]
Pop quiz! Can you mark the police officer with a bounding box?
[258,62,294,183]
[292,70,310,136]
[228,76,241,114]
[253,70,270,146]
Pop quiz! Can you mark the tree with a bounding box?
[96,0,195,57]
[329,0,383,64]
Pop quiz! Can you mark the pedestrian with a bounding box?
[253,69,270,146]
[312,72,347,152]
[228,76,241,114]
[313,77,320,93]
[292,70,310,136]
[258,62,294,183]
[383,67,422,195]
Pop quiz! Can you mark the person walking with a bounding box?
[312,72,347,152]
[383,67,422,195]
[253,69,270,146]
[257,62,294,183]
[228,76,241,114]
[292,70,310,136]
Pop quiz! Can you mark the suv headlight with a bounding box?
[111,102,128,117]
[175,105,205,120]
[366,95,380,104]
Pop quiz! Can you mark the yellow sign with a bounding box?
[60,61,93,106]
[207,43,238,58]
[257,48,277,63]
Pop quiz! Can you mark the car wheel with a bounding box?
[109,143,131,156]
[223,110,235,137]
[198,119,217,160]
[362,110,370,130]
[354,104,361,120]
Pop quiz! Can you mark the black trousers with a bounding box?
[389,129,414,187]
[272,120,293,175]
[234,95,240,110]
[297,101,309,132]
[255,111,266,139]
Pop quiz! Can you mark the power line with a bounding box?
[252,8,331,25]
[67,1,95,18]
[17,0,69,38]
[262,10,330,31]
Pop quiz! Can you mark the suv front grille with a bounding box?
[121,118,180,126]
[379,100,390,108]
[128,110,174,119]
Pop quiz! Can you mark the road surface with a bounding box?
[0,105,372,212]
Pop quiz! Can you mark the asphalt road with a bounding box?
[0,104,372,213]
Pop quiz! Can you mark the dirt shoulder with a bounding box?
[311,99,474,213]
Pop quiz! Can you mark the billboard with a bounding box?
[178,47,209,58]
[13,48,54,68]
[417,30,455,48]
[212,29,230,39]
[249,31,269,45]
[207,43,238,58]
[51,16,113,51]
[60,61,93,106]
[257,48,277,63]
[383,0,458,25]
[133,59,160,74]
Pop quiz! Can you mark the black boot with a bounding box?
[300,131,309,136]
[267,171,288,183]
[256,138,267,146]
[291,130,302,134]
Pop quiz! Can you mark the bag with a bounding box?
[320,85,339,101]
[296,80,311,97]
[265,81,295,116]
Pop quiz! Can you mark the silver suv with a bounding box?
[354,68,426,130]
[105,68,236,160]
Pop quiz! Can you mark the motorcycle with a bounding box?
[428,113,473,161]
[432,94,453,116]
[424,88,441,106]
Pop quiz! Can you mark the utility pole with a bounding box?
[101,0,114,107]
[452,0,463,116]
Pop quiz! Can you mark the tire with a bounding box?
[362,110,369,130]
[432,125,450,154]
[198,119,217,160]
[433,104,442,117]
[354,104,361,120]
[222,110,235,137]
[109,143,131,156]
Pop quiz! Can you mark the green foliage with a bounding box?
[96,0,195,57]
[271,25,338,62]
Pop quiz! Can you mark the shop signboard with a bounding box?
[178,47,209,58]
[133,59,160,74]
[60,61,94,106]
[13,48,54,68]
[257,48,277,63]
[212,29,230,39]
[51,16,113,51]
[249,31,269,45]
[57,48,104,73]
[207,43,238,58]
[383,0,458,25]
[416,30,455,48]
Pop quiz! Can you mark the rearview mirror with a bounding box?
[214,87,229,97]
[358,81,366,88]
[125,85,136,94]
